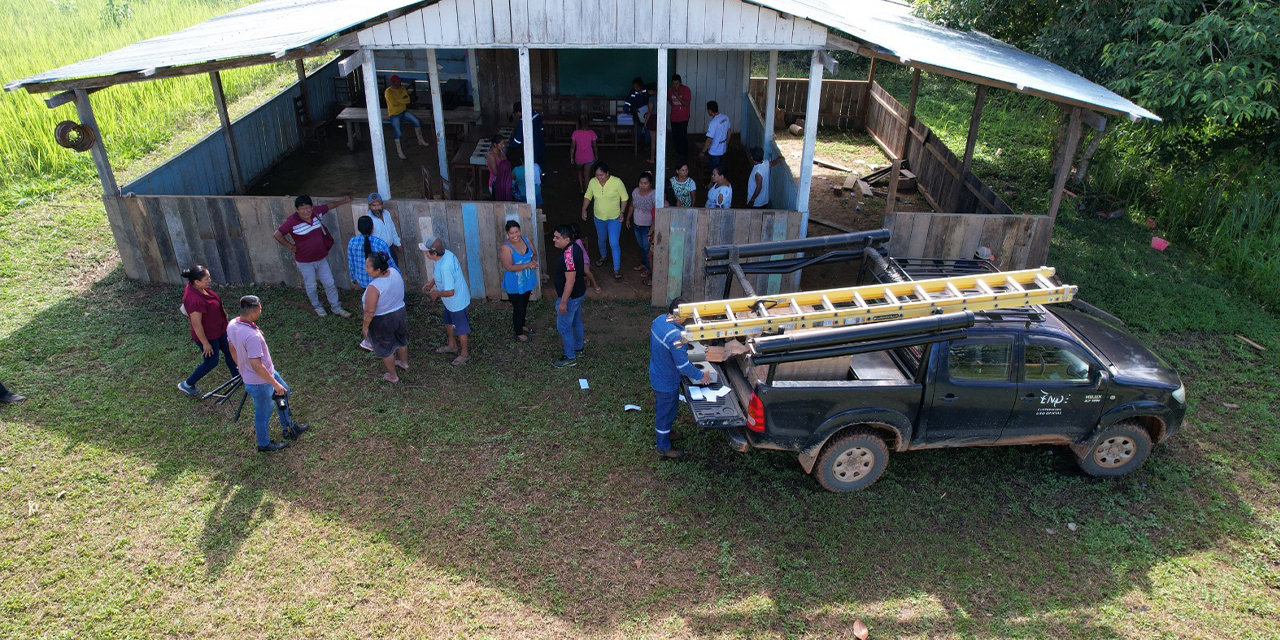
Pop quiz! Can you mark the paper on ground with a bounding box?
[624,404,641,412]
[579,378,589,390]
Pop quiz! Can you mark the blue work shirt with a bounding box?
[650,314,702,392]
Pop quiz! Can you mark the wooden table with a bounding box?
[543,114,637,153]
[448,127,515,199]
[337,107,480,150]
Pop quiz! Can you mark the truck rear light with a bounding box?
[747,393,766,433]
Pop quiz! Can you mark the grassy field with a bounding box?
[0,0,304,203]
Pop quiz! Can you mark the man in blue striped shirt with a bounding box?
[650,297,711,458]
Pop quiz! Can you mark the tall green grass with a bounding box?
[0,0,294,203]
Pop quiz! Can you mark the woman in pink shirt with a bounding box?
[569,114,598,193]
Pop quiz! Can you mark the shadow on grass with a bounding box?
[0,253,1270,638]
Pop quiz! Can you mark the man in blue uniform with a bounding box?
[510,101,545,168]
[650,297,711,458]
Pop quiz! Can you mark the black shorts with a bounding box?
[368,307,408,358]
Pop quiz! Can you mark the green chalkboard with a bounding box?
[556,49,675,97]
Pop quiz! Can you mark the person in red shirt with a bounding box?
[176,265,237,397]
[272,194,353,318]
[668,74,692,160]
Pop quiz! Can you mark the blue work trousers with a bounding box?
[556,295,585,360]
[244,372,294,448]
[654,389,680,451]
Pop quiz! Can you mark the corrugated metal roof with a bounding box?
[5,0,424,92]
[751,0,1158,121]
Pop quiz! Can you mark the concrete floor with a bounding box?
[250,120,759,300]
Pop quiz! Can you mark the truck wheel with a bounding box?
[812,429,889,492]
[1075,422,1152,477]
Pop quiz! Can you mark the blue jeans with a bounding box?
[186,334,238,387]
[389,110,421,139]
[593,217,623,271]
[633,224,651,270]
[654,389,680,451]
[245,371,293,447]
[555,295,584,360]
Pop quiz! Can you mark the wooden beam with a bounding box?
[427,48,450,197]
[797,50,823,222]
[361,49,391,199]
[518,48,537,216]
[901,68,920,159]
[1047,107,1083,223]
[960,84,987,178]
[655,47,669,212]
[740,51,752,145]
[295,59,310,122]
[466,49,481,112]
[337,51,365,77]
[72,88,118,196]
[763,51,778,158]
[885,158,902,215]
[43,87,101,109]
[859,57,877,122]
[18,47,324,95]
[209,71,245,194]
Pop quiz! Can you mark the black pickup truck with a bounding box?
[684,256,1187,492]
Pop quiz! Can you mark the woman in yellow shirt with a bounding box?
[580,162,629,280]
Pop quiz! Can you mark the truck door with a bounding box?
[924,334,1018,444]
[1003,336,1106,443]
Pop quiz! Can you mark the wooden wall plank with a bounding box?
[490,0,511,42]
[423,4,444,44]
[668,0,688,44]
[103,197,149,281]
[461,203,487,299]
[480,205,503,300]
[665,211,689,301]
[220,198,254,283]
[457,0,480,44]
[650,208,672,306]
[440,0,462,46]
[417,215,437,284]
[526,0,546,44]
[904,213,932,258]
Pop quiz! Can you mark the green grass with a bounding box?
[0,0,314,205]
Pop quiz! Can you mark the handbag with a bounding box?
[318,219,336,252]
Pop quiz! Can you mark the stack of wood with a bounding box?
[835,163,917,199]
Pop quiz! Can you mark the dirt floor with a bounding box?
[250,121,934,299]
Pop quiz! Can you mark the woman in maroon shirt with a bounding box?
[176,265,237,396]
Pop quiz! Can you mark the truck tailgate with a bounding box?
[680,362,748,429]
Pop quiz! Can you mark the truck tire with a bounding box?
[1075,422,1152,477]
[812,429,889,492]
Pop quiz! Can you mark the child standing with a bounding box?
[569,115,598,192]
[569,223,602,294]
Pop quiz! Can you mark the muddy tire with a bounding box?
[1076,422,1152,477]
[812,429,889,492]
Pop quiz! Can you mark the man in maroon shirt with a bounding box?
[273,194,353,317]
[669,74,692,160]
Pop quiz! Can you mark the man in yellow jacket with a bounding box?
[384,75,428,159]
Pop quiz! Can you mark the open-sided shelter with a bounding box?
[7,0,1157,305]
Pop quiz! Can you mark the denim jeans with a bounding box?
[555,295,584,360]
[708,153,723,173]
[389,110,421,139]
[633,224,651,270]
[593,217,623,271]
[244,371,292,447]
[296,258,341,311]
[185,334,238,387]
[654,389,680,451]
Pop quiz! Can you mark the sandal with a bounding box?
[642,277,652,286]
[593,285,603,294]
[633,264,646,271]
[515,334,532,343]
[383,373,400,383]
[613,271,623,280]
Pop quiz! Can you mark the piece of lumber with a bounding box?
[842,173,859,191]
[810,217,855,233]
[1235,334,1267,351]
[857,180,873,197]
[814,158,852,173]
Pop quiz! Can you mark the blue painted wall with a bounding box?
[124,58,342,196]
[741,93,798,211]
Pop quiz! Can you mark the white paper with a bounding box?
[578,378,589,390]
[678,394,686,403]
[623,404,641,412]
[688,387,704,401]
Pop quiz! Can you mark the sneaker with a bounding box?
[552,356,578,368]
[283,424,311,440]
[358,339,374,352]
[0,392,28,404]
[575,348,584,358]
[656,447,685,459]
[258,441,290,453]
[177,381,201,397]
[314,307,328,317]
[332,307,352,318]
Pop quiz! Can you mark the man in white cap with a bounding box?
[422,238,472,366]
[384,74,428,159]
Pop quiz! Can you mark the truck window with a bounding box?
[1024,341,1091,383]
[947,341,1012,381]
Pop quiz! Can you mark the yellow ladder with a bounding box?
[676,267,1076,342]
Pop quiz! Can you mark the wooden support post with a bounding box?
[1047,107,1083,223]
[798,51,823,226]
[427,48,450,197]
[960,84,987,178]
[859,57,877,124]
[901,68,920,160]
[466,49,481,113]
[763,50,778,156]
[360,49,391,199]
[72,88,118,196]
[655,48,669,210]
[740,51,751,144]
[518,48,538,223]
[885,158,902,215]
[209,71,245,194]
[295,59,310,122]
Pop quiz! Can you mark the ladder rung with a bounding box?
[852,291,867,308]
[724,305,736,323]
[975,280,995,295]
[1006,276,1024,292]
[884,288,898,305]
[914,285,931,303]
[821,295,834,312]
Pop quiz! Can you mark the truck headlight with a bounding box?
[1172,384,1186,405]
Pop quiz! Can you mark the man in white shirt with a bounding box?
[748,146,782,209]
[699,100,732,173]
[367,192,402,266]
[422,238,472,366]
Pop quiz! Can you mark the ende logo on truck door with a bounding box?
[1035,390,1068,416]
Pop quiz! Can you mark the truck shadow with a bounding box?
[1,268,1262,638]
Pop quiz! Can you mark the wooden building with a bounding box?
[6,0,1157,305]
